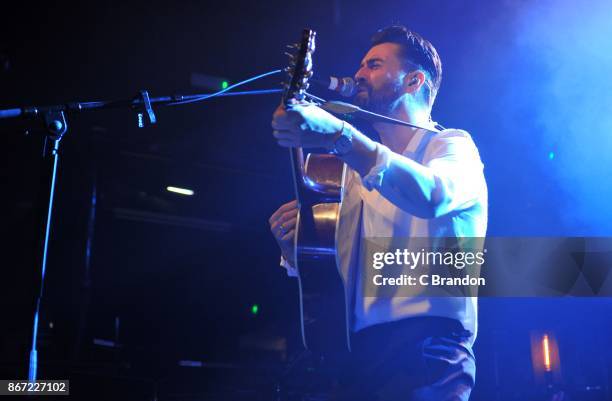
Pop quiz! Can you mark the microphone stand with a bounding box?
[0,87,282,382]
[3,84,436,382]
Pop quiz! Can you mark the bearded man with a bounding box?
[269,25,487,401]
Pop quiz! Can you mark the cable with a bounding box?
[167,69,282,106]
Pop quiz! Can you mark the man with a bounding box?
[269,25,487,401]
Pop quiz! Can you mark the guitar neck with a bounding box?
[289,147,306,205]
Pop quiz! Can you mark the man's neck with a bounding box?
[373,105,431,154]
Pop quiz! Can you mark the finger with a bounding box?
[272,130,295,140]
[273,104,287,116]
[271,214,296,235]
[281,199,298,211]
[271,119,290,130]
[280,228,295,242]
[269,200,298,224]
[270,219,281,233]
[271,112,296,130]
[271,213,297,236]
[274,219,295,238]
[279,209,298,223]
[274,225,285,239]
[280,216,297,231]
[277,199,298,214]
[274,212,297,230]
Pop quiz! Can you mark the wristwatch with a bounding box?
[330,122,353,156]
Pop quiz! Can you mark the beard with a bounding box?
[353,79,404,115]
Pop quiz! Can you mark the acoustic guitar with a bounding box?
[281,29,351,355]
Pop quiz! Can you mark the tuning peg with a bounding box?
[284,51,295,59]
[283,66,293,73]
[286,44,297,49]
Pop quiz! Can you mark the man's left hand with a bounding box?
[271,103,343,149]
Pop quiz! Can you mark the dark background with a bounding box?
[1,1,611,400]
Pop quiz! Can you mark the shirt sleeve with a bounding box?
[361,141,392,191]
[362,129,485,218]
[280,255,298,277]
[424,130,486,216]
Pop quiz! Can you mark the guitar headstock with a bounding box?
[282,29,316,106]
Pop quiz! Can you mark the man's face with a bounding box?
[354,43,408,114]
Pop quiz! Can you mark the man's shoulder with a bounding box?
[426,128,483,161]
[433,128,473,141]
[429,127,480,149]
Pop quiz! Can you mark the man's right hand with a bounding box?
[269,200,298,265]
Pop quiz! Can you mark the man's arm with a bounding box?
[338,124,484,218]
[337,123,439,218]
[272,104,484,219]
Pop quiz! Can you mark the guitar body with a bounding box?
[292,153,350,355]
[283,30,350,355]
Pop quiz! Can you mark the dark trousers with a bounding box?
[328,317,476,401]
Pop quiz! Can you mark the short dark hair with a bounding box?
[371,25,442,105]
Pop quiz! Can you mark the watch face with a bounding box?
[334,135,352,155]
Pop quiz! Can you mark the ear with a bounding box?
[403,70,427,94]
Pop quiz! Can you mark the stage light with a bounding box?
[548,151,555,160]
[542,334,551,371]
[531,331,560,385]
[191,73,230,91]
[166,186,194,196]
[251,304,259,315]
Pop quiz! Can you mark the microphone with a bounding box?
[313,76,356,97]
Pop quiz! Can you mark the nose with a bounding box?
[354,66,367,84]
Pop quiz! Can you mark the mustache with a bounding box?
[356,83,370,93]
